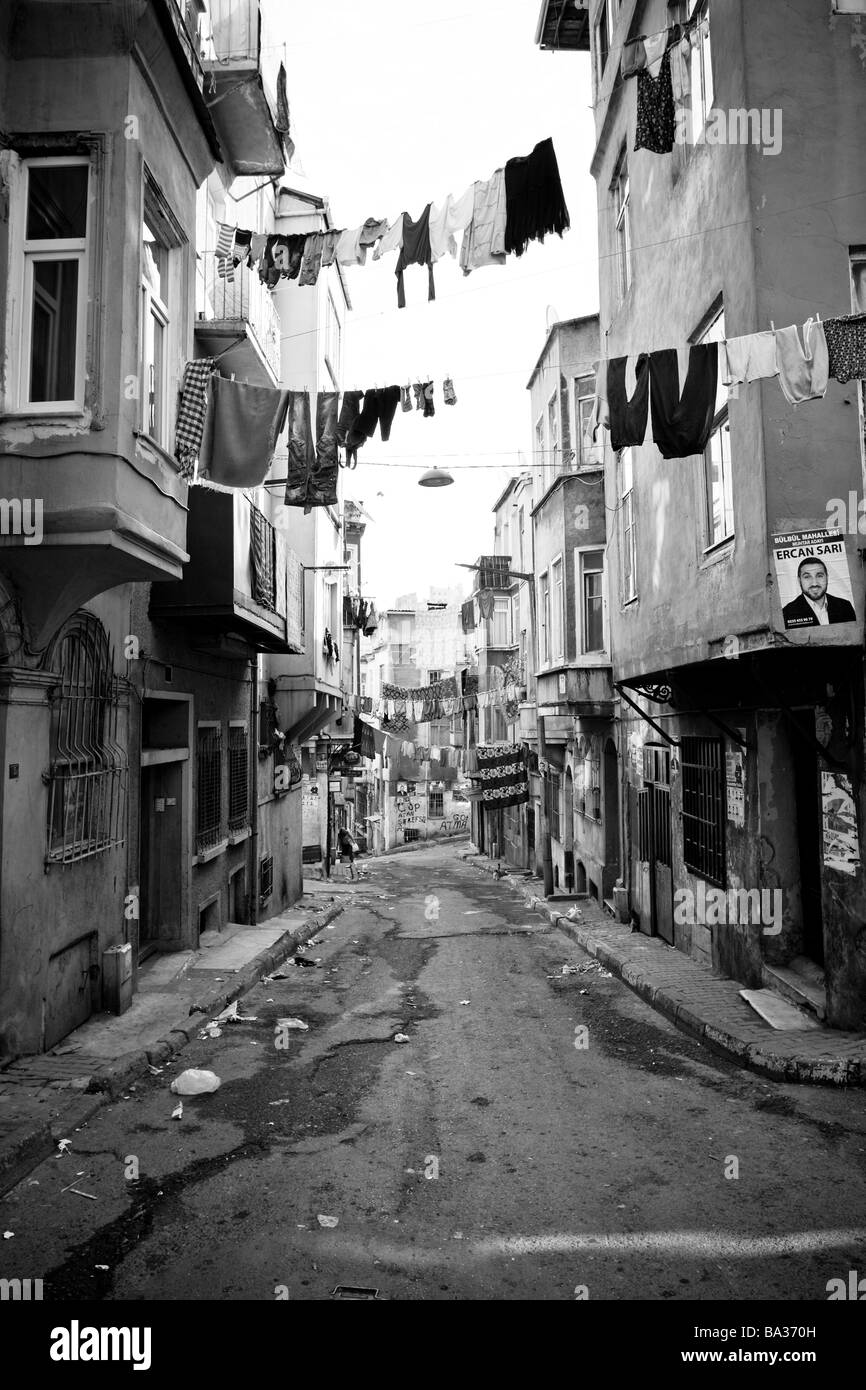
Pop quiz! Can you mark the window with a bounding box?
[613,152,631,305]
[17,158,90,411]
[259,853,274,902]
[852,248,866,313]
[518,507,526,571]
[688,3,714,146]
[579,550,606,653]
[551,556,564,659]
[586,740,602,820]
[619,448,637,601]
[535,414,545,479]
[196,724,222,854]
[540,571,551,663]
[547,392,559,487]
[545,771,561,842]
[574,375,602,468]
[575,742,586,816]
[428,670,442,686]
[140,217,169,443]
[228,724,248,832]
[833,1,866,12]
[324,290,342,386]
[681,736,725,886]
[403,828,420,843]
[429,790,444,818]
[697,305,734,547]
[45,612,127,864]
[488,596,511,647]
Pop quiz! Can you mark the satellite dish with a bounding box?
[545,304,560,330]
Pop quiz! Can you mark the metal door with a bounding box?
[645,746,674,944]
[140,762,183,950]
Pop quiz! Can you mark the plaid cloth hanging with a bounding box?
[175,357,216,479]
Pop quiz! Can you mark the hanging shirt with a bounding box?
[429,185,475,260]
[634,49,676,154]
[774,319,829,405]
[648,343,718,459]
[199,376,290,487]
[607,354,650,452]
[395,205,435,308]
[823,312,866,382]
[503,137,570,259]
[358,216,389,247]
[643,30,668,77]
[721,331,778,385]
[373,215,405,261]
[460,170,507,274]
[335,226,369,265]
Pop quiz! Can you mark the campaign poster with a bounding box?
[821,771,860,876]
[772,529,856,630]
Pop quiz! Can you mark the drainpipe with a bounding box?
[248,655,259,925]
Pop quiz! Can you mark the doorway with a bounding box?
[603,738,620,899]
[140,760,183,956]
[791,728,824,965]
[644,745,673,944]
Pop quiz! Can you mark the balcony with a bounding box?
[196,259,281,384]
[165,0,206,90]
[534,0,591,52]
[150,489,304,655]
[537,665,615,718]
[202,0,285,177]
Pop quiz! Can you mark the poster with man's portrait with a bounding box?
[773,529,856,630]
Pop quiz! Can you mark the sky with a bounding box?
[276,0,599,607]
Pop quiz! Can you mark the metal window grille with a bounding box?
[429,791,444,817]
[228,725,248,831]
[545,771,561,842]
[196,725,222,853]
[249,501,277,611]
[46,615,128,865]
[403,828,420,843]
[476,555,511,589]
[259,853,274,902]
[681,735,725,886]
[637,789,650,861]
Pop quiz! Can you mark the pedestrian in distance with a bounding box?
[337,825,359,879]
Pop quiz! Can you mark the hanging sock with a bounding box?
[607,354,650,452]
[774,319,829,405]
[199,376,290,488]
[400,385,413,412]
[503,137,570,258]
[634,49,676,154]
[648,343,719,458]
[412,382,425,410]
[422,382,435,417]
[443,377,457,405]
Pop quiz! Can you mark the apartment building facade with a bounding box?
[538,0,866,1028]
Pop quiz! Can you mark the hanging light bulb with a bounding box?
[418,467,454,487]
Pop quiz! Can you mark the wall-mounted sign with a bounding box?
[772,529,856,629]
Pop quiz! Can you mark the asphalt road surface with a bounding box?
[3,843,865,1302]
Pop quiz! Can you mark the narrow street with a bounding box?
[3,842,865,1303]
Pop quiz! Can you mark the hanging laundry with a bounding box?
[275,62,292,144]
[503,137,570,258]
[373,215,405,262]
[362,601,378,636]
[335,219,388,266]
[823,312,866,383]
[375,385,401,440]
[360,720,376,761]
[299,232,325,286]
[460,170,507,274]
[429,185,475,261]
[198,376,290,488]
[249,231,268,267]
[670,28,692,102]
[461,598,476,633]
[231,228,252,267]
[477,589,495,620]
[607,354,650,452]
[372,728,387,756]
[443,376,457,405]
[470,745,528,808]
[311,391,340,506]
[216,222,236,283]
[352,389,380,445]
[284,390,315,508]
[720,331,778,386]
[643,29,668,77]
[587,358,610,443]
[412,382,425,410]
[395,205,436,308]
[648,343,718,459]
[319,228,341,268]
[774,318,829,405]
[400,385,413,412]
[359,216,389,248]
[634,49,676,154]
[175,357,216,479]
[621,36,647,79]
[422,382,435,417]
[336,390,364,465]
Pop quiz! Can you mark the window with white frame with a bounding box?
[613,151,631,305]
[578,550,606,653]
[697,303,733,547]
[595,0,610,84]
[832,1,866,14]
[550,556,564,660]
[574,374,602,468]
[140,175,184,447]
[535,414,545,482]
[540,570,550,664]
[620,447,637,602]
[487,596,510,647]
[851,247,866,314]
[324,289,342,387]
[547,391,559,487]
[688,2,714,146]
[518,506,526,571]
[16,157,90,411]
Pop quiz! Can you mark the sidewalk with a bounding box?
[0,891,348,1197]
[462,850,866,1088]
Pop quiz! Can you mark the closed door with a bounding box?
[140,762,183,949]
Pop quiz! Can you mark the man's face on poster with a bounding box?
[799,561,828,602]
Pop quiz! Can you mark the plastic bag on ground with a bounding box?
[170,1069,221,1095]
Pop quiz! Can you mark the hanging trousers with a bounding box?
[648,343,718,458]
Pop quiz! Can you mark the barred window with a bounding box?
[404,828,420,843]
[228,724,248,832]
[545,771,561,842]
[249,501,277,611]
[45,612,127,864]
[259,853,274,902]
[196,724,222,853]
[681,735,724,886]
[429,791,444,817]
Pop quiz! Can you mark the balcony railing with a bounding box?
[166,0,205,90]
[199,258,281,381]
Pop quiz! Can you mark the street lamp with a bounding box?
[419,467,454,487]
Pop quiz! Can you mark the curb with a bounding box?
[0,901,346,1198]
[463,854,865,1088]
